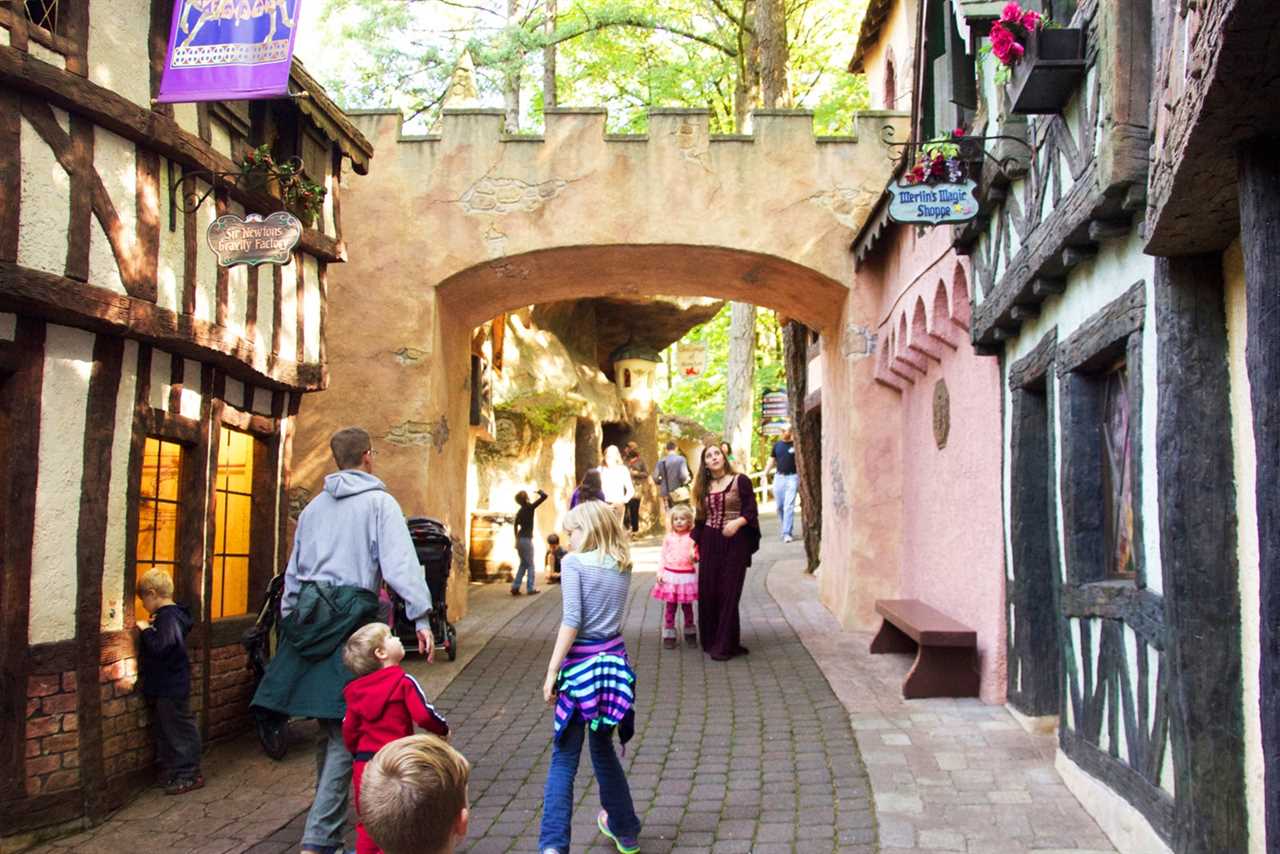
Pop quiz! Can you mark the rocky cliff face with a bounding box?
[467,296,719,578]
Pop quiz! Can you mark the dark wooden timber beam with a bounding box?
[0,262,322,391]
[0,46,346,263]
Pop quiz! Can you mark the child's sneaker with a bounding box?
[597,810,639,854]
[684,628,697,647]
[164,773,204,795]
[661,628,676,650]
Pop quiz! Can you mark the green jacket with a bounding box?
[251,582,379,720]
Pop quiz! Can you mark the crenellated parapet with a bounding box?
[340,105,909,325]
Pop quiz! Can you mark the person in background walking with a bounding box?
[570,469,606,508]
[765,426,799,543]
[653,441,692,510]
[252,426,435,854]
[622,442,647,534]
[652,504,699,649]
[512,488,548,596]
[544,533,567,584]
[692,443,760,662]
[599,445,634,526]
[718,440,736,470]
[538,501,642,854]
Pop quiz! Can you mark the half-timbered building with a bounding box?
[914,0,1275,850]
[0,1,371,844]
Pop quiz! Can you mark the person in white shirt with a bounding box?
[599,445,635,526]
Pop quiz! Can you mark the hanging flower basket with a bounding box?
[1006,27,1085,114]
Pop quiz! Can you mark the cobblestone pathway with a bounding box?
[264,537,875,854]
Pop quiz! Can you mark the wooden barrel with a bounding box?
[468,512,513,582]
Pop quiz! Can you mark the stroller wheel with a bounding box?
[254,709,290,761]
[446,626,458,661]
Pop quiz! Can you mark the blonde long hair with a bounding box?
[562,500,632,573]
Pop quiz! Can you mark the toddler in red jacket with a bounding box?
[343,623,450,854]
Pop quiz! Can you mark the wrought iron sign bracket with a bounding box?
[166,156,303,231]
[880,125,1034,184]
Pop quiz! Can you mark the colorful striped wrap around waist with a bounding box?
[553,634,636,745]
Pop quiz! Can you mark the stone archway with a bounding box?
[292,106,909,624]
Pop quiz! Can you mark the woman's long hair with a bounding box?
[563,500,632,573]
[692,443,736,521]
[576,469,605,503]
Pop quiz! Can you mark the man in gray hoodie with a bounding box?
[277,426,435,854]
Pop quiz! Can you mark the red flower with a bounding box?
[953,127,966,138]
[1000,2,1023,24]
[1021,9,1042,30]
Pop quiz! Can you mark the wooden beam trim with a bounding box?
[66,113,93,281]
[0,261,323,390]
[123,343,151,629]
[0,87,18,262]
[0,46,348,263]
[0,318,45,802]
[215,192,229,328]
[75,334,124,820]
[168,349,184,415]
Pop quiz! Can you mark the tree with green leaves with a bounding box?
[298,0,869,134]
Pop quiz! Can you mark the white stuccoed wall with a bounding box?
[1224,238,1266,853]
[29,324,96,644]
[87,0,151,109]
[18,111,71,277]
[88,126,135,295]
[102,340,140,632]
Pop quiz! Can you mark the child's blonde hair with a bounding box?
[343,622,392,676]
[136,568,174,598]
[562,500,632,573]
[360,734,471,854]
[668,504,695,528]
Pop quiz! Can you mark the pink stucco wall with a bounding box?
[863,224,1007,704]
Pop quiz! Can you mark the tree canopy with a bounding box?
[298,0,870,134]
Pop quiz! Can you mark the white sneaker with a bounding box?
[783,534,795,543]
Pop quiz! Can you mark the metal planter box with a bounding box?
[1007,28,1085,115]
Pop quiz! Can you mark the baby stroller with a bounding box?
[243,574,291,759]
[389,516,458,661]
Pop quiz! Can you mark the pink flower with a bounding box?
[953,127,966,138]
[1000,2,1023,24]
[990,22,1014,50]
[1010,42,1025,60]
[1021,9,1042,30]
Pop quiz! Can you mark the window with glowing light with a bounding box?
[135,437,183,620]
[211,428,255,619]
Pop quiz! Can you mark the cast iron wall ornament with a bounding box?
[932,378,950,449]
[880,124,1034,188]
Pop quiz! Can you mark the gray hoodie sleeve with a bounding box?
[375,494,434,628]
[280,517,304,618]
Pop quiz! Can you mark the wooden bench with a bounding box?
[869,599,979,699]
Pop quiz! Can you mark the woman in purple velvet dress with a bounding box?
[691,444,761,661]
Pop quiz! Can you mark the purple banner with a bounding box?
[157,0,303,103]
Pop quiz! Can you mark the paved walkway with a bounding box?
[768,557,1116,854]
[30,520,1119,854]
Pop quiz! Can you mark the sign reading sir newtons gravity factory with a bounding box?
[208,213,302,267]
[888,180,980,225]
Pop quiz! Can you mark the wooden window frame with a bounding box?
[1,1,88,71]
[206,402,280,645]
[1057,284,1146,588]
[128,408,204,628]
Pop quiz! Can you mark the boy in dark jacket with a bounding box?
[343,623,450,854]
[136,568,203,794]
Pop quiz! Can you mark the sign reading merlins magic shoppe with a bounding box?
[158,0,303,102]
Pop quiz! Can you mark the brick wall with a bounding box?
[206,643,254,741]
[98,655,153,781]
[24,673,81,797]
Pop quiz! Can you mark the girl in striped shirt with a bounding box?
[538,501,642,854]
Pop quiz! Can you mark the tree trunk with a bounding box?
[783,320,822,572]
[733,0,759,131]
[503,0,522,132]
[724,302,756,466]
[757,0,790,108]
[542,0,557,110]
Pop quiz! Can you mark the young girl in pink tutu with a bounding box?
[653,504,699,649]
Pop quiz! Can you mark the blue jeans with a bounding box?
[512,536,536,592]
[302,718,351,850]
[774,472,798,537]
[538,716,640,853]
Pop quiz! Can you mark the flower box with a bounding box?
[1007,28,1085,115]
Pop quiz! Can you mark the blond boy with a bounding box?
[135,568,202,794]
[360,735,470,854]
[343,624,450,854]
